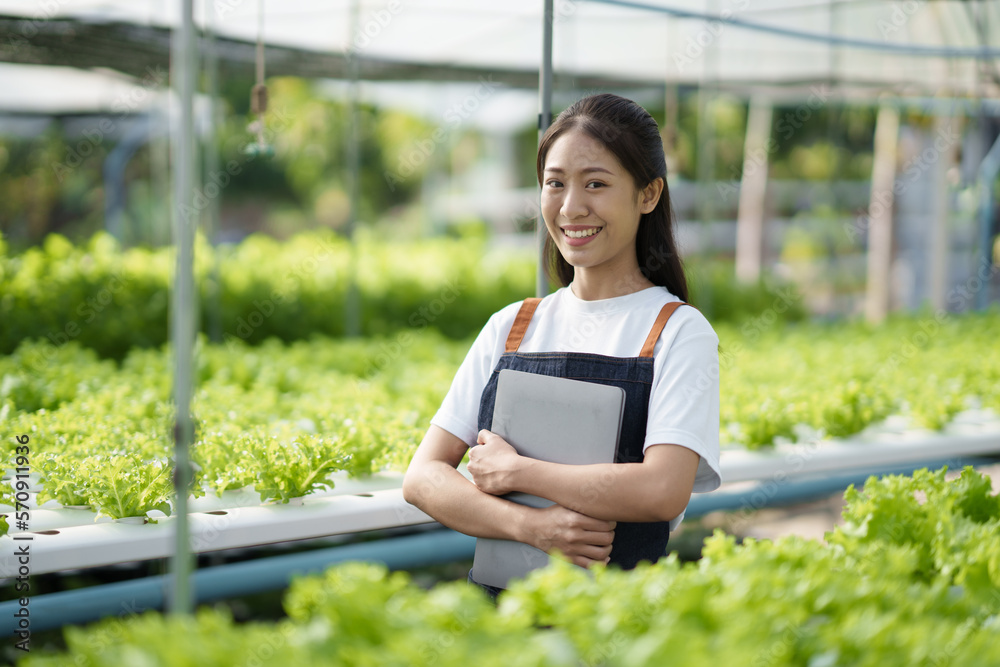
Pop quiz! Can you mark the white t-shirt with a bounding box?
[431,283,722,496]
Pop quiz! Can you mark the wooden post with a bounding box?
[865,104,900,324]
[735,96,772,284]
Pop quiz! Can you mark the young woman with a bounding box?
[402,93,721,596]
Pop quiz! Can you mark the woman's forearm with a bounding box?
[404,461,616,567]
[402,459,533,542]
[470,435,701,523]
[403,425,617,567]
[513,459,679,522]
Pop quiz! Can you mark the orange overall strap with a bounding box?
[639,301,689,358]
[505,298,543,353]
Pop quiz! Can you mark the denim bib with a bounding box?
[476,297,689,575]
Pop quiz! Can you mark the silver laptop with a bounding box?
[471,369,626,589]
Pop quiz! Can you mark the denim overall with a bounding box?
[469,296,690,597]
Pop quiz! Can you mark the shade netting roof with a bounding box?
[1,0,997,101]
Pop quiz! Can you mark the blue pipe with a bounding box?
[3,455,995,635]
[683,456,998,518]
[2,529,475,635]
[103,110,169,242]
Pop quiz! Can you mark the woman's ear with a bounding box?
[638,177,664,214]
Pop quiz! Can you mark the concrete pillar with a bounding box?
[865,104,900,324]
[735,96,773,284]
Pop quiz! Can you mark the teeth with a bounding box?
[565,228,600,239]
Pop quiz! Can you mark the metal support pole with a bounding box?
[345,0,362,336]
[153,110,171,247]
[536,0,554,299]
[696,0,719,250]
[169,0,197,615]
[977,132,1000,310]
[205,1,223,343]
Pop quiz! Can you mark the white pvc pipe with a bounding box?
[0,488,435,577]
[4,423,998,577]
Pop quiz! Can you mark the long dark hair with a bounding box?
[536,93,689,303]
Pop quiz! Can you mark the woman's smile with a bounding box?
[562,225,604,244]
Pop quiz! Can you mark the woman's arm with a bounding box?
[467,429,700,523]
[402,424,617,567]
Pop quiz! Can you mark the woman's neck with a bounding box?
[570,269,656,301]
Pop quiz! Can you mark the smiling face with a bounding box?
[541,127,662,296]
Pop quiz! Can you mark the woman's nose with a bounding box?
[560,186,588,220]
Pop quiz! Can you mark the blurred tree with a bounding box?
[214,76,430,236]
[0,74,461,246]
[0,129,107,247]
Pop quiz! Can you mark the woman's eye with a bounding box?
[586,181,605,189]
[545,180,563,188]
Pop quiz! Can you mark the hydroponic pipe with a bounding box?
[4,456,994,635]
[684,456,999,517]
[1,529,476,635]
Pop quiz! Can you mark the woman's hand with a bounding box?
[467,429,524,495]
[527,505,616,568]
[468,429,615,567]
